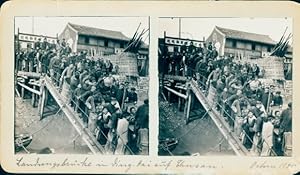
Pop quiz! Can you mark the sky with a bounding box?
[158,17,292,43]
[15,16,149,44]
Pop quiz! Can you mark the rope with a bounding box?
[30,105,63,136]
[176,110,209,139]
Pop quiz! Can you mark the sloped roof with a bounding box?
[68,23,130,41]
[216,26,277,45]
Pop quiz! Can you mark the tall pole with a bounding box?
[32,16,34,34]
[179,17,181,38]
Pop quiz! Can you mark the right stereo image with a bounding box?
[158,17,293,157]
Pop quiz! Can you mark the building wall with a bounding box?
[224,47,262,60]
[58,25,77,51]
[224,39,274,60]
[206,28,226,56]
[77,35,127,55]
[77,44,115,56]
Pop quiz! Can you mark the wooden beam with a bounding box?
[43,76,105,154]
[175,84,187,90]
[17,82,41,95]
[189,80,250,156]
[17,71,41,79]
[164,86,188,99]
[163,74,188,82]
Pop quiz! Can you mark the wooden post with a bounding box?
[21,86,25,99]
[31,84,36,107]
[190,92,195,110]
[19,78,26,99]
[178,89,182,110]
[38,80,46,120]
[184,85,192,124]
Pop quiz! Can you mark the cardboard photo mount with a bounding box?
[1,1,300,174]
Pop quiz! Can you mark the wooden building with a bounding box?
[58,23,148,57]
[206,26,277,60]
[58,23,149,76]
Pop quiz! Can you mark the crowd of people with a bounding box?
[15,37,149,155]
[159,41,292,156]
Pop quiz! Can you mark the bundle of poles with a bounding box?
[270,27,292,57]
[124,22,149,53]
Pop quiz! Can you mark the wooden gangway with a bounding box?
[162,75,251,156]
[16,71,105,154]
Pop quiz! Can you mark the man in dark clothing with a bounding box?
[279,103,292,134]
[135,99,149,130]
[279,102,292,156]
[40,37,48,50]
[260,87,272,111]
[115,83,126,106]
[272,91,283,107]
[34,38,42,49]
[126,88,138,104]
[188,41,196,54]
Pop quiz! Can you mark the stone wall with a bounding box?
[136,77,149,106]
[103,53,138,76]
[237,56,285,80]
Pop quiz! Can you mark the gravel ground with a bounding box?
[159,100,235,156]
[15,97,91,154]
